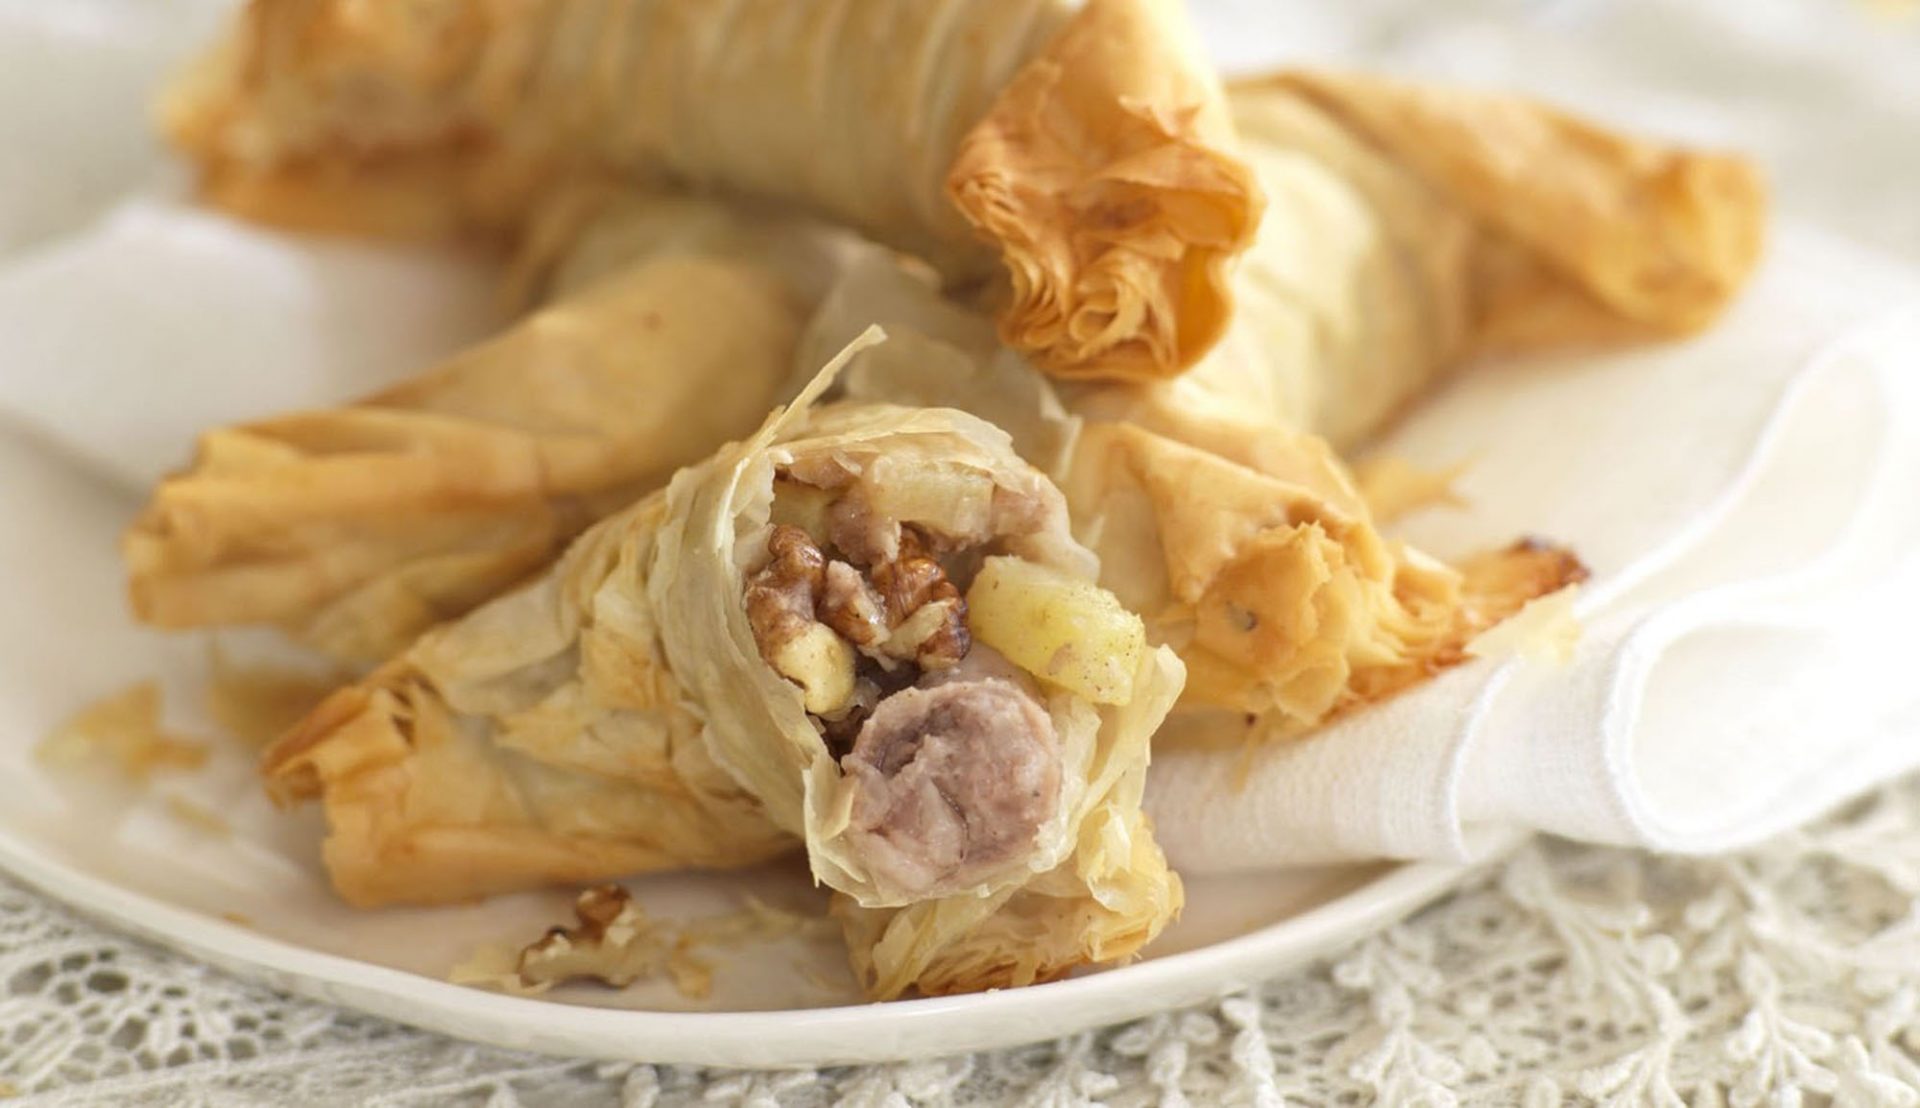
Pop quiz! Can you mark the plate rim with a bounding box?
[0,823,1525,1067]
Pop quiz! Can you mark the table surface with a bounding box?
[5,0,1920,1103]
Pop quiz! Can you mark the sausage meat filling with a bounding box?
[841,679,1059,896]
[743,467,1063,897]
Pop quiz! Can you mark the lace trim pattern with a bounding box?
[7,779,1920,1105]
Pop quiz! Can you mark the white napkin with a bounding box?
[0,197,502,489]
[0,0,232,259]
[1146,228,1920,869]
[0,1,499,490]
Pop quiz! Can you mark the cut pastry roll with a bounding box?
[795,242,1588,740]
[266,333,1187,994]
[828,553,1183,995]
[656,344,1189,993]
[124,253,812,663]
[524,186,1587,735]
[163,0,1260,379]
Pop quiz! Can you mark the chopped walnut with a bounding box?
[870,531,970,669]
[871,530,947,623]
[745,525,827,647]
[747,517,972,709]
[818,560,887,646]
[452,885,837,1001]
[516,885,667,989]
[819,549,968,670]
[745,526,856,715]
[883,597,969,670]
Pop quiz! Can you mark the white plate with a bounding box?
[0,426,1518,1067]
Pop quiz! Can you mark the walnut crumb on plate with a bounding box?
[451,885,835,1002]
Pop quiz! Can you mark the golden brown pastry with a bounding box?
[162,0,1261,380]
[1128,68,1766,447]
[264,493,793,908]
[829,70,1736,726]
[1058,423,1588,731]
[518,69,1767,450]
[445,53,1766,730]
[124,254,811,663]
[800,255,1588,735]
[269,336,1187,995]
[138,63,1760,672]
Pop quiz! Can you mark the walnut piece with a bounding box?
[818,560,887,647]
[516,885,668,989]
[868,530,970,669]
[745,525,857,714]
[452,885,838,1001]
[882,597,969,670]
[747,519,972,710]
[744,525,827,647]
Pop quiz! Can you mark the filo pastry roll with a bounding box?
[518,67,1767,451]
[523,61,1758,726]
[163,0,1261,379]
[267,333,1188,995]
[1107,68,1766,449]
[123,250,821,664]
[1047,67,1759,724]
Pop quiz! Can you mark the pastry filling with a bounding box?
[840,677,1060,897]
[743,460,1139,897]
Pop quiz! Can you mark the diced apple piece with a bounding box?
[768,623,856,715]
[864,461,995,538]
[965,556,1144,705]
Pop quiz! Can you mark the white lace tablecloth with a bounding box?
[5,1,1920,1103]
[8,784,1920,1105]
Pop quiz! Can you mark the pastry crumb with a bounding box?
[219,911,253,928]
[37,682,208,780]
[453,885,834,1001]
[449,943,552,997]
[206,643,341,748]
[665,950,716,1001]
[798,963,844,993]
[1467,585,1582,666]
[163,793,232,837]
